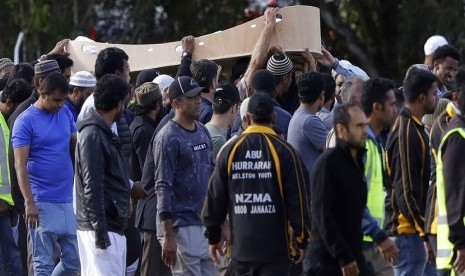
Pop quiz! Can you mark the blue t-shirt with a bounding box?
[12,104,76,203]
[64,99,78,122]
[200,97,213,124]
[287,106,327,178]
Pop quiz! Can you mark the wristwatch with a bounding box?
[181,51,192,60]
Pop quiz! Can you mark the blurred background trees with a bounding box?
[1,0,464,83]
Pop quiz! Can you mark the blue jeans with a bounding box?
[0,214,22,275]
[393,234,438,276]
[30,202,80,276]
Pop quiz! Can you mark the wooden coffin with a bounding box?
[67,5,321,73]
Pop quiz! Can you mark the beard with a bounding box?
[347,134,366,150]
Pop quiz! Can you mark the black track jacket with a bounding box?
[202,125,310,263]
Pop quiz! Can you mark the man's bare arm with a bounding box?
[243,7,279,94]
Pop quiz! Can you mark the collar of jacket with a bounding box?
[243,125,277,135]
[77,107,114,138]
[400,107,424,126]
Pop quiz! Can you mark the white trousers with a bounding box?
[77,230,127,276]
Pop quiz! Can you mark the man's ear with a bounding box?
[373,102,382,112]
[38,77,45,88]
[171,98,181,109]
[244,113,252,126]
[335,123,346,140]
[418,93,426,104]
[452,91,459,102]
[38,89,47,99]
[115,69,122,77]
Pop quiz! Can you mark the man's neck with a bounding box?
[201,90,214,103]
[367,116,383,137]
[436,79,445,90]
[147,109,159,122]
[173,113,196,131]
[322,100,333,112]
[405,104,425,122]
[34,100,46,112]
[300,102,320,115]
[208,114,230,133]
[96,110,115,127]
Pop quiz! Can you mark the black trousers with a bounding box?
[230,259,291,276]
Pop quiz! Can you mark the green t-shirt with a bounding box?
[205,123,227,158]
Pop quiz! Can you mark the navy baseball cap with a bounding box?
[169,76,207,102]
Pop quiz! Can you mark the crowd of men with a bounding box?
[1,6,465,276]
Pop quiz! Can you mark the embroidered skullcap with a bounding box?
[34,60,60,75]
[266,53,293,76]
[69,71,96,87]
[0,58,14,71]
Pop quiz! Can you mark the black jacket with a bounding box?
[129,114,158,181]
[385,107,430,237]
[309,140,367,268]
[441,115,465,249]
[75,108,131,236]
[203,125,310,263]
[135,111,173,231]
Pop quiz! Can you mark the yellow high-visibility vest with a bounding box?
[436,127,465,271]
[0,112,13,206]
[363,138,385,242]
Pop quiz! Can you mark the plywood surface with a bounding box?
[67,5,321,73]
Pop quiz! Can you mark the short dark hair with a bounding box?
[403,67,437,103]
[333,102,359,131]
[452,65,465,92]
[432,45,461,64]
[459,85,465,115]
[321,73,336,104]
[297,72,325,104]
[46,54,74,73]
[41,72,69,95]
[249,113,274,125]
[6,63,34,86]
[360,77,396,116]
[2,79,32,104]
[94,47,129,80]
[231,57,250,82]
[394,87,405,105]
[94,74,130,111]
[213,98,235,114]
[190,59,218,89]
[455,66,465,114]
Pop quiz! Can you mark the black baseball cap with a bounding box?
[169,76,207,102]
[214,81,240,104]
[247,91,274,117]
